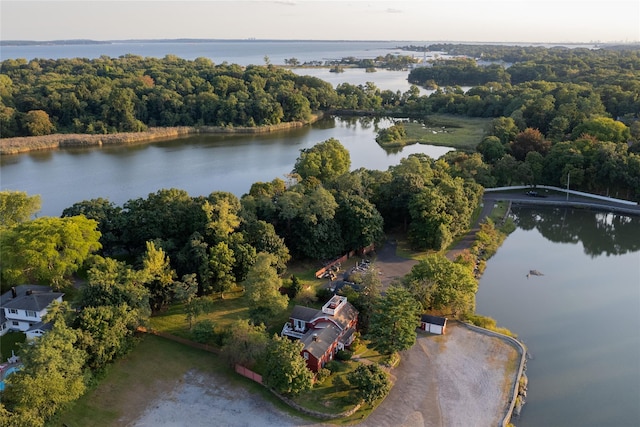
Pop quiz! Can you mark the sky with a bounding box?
[1,0,639,43]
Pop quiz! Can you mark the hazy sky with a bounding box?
[1,0,639,43]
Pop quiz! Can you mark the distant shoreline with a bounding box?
[0,115,321,155]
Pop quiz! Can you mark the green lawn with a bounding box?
[0,331,26,361]
[379,114,490,152]
[54,334,274,427]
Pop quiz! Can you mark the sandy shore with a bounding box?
[131,323,519,427]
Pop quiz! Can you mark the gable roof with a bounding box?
[27,321,54,333]
[300,324,341,359]
[3,292,64,312]
[1,285,53,305]
[421,314,447,326]
[290,306,320,322]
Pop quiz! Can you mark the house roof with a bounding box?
[300,324,341,359]
[290,305,321,322]
[3,292,64,312]
[421,314,447,326]
[26,321,53,333]
[0,285,53,305]
[327,302,358,330]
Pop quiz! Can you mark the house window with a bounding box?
[294,319,305,331]
[12,321,19,326]
[26,310,37,318]
[8,308,18,314]
[303,352,309,360]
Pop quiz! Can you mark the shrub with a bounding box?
[315,367,331,384]
[192,319,215,343]
[325,360,343,373]
[316,287,333,303]
[336,349,353,361]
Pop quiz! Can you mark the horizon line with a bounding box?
[2,38,638,46]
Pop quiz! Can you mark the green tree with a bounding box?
[293,138,351,183]
[3,318,86,426]
[0,216,101,288]
[75,303,140,370]
[572,116,631,143]
[62,198,123,254]
[80,256,150,317]
[335,194,385,252]
[476,136,506,164]
[262,334,313,396]
[347,364,391,405]
[0,190,41,228]
[368,286,421,355]
[403,254,478,315]
[22,109,55,136]
[243,252,289,325]
[140,241,177,312]
[221,319,269,368]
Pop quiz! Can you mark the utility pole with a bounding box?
[566,171,570,201]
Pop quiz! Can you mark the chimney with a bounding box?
[11,287,17,298]
[312,334,318,342]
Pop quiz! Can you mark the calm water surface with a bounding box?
[476,207,640,427]
[1,40,632,426]
[0,116,452,217]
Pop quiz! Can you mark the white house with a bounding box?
[0,285,63,337]
[420,314,448,335]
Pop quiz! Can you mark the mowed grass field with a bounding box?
[53,334,280,427]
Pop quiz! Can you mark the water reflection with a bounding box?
[512,206,640,256]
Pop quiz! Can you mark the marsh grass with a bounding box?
[378,114,489,152]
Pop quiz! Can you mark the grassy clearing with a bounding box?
[54,334,242,427]
[379,114,489,152]
[0,331,25,361]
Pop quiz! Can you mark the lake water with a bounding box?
[476,206,640,427]
[0,116,452,217]
[0,39,635,426]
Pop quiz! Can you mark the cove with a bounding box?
[476,206,640,427]
[0,116,452,217]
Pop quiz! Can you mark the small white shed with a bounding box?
[420,314,447,335]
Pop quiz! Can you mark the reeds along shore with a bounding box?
[0,116,320,155]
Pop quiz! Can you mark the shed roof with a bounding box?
[421,314,447,326]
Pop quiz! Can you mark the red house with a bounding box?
[281,295,358,372]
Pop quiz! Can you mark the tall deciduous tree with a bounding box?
[221,319,269,369]
[347,364,391,405]
[81,256,150,317]
[262,334,313,396]
[403,254,478,315]
[0,216,101,288]
[293,138,351,183]
[243,252,289,325]
[4,318,86,426]
[0,190,41,228]
[368,286,421,355]
[140,241,177,312]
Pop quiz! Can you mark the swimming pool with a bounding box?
[0,366,20,391]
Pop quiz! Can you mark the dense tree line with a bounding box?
[0,56,338,136]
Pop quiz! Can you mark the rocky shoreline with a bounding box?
[0,115,321,155]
